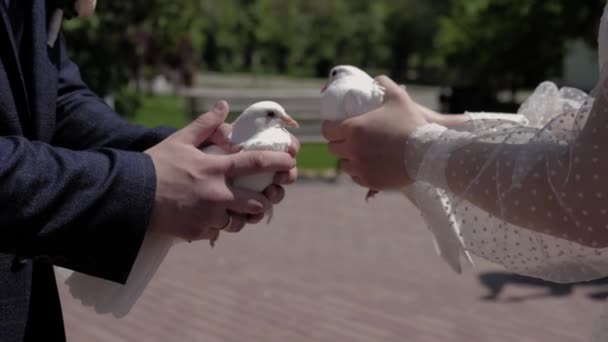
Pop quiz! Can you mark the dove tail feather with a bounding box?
[63,233,177,317]
[61,106,291,317]
[266,206,274,224]
[402,185,473,274]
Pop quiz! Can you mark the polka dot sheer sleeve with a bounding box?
[405,72,608,284]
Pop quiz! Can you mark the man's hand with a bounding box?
[245,134,300,224]
[197,120,300,226]
[322,76,428,190]
[145,101,296,242]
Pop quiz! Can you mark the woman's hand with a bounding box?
[322,75,428,190]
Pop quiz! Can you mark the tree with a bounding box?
[62,0,606,112]
[383,0,451,81]
[435,0,605,92]
[63,1,208,99]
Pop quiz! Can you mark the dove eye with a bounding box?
[331,70,337,76]
[267,111,276,118]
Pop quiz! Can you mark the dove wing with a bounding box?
[343,83,385,118]
[234,128,291,193]
[62,144,229,317]
[62,233,178,317]
[351,79,474,273]
[402,186,473,273]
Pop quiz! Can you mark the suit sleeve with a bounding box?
[0,135,157,284]
[52,34,176,152]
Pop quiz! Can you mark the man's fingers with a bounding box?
[186,225,219,242]
[227,188,272,214]
[247,213,265,224]
[224,212,247,233]
[175,100,229,146]
[225,151,295,177]
[273,168,297,185]
[206,229,220,244]
[211,123,232,146]
[206,123,241,153]
[321,120,347,142]
[328,141,350,158]
[263,184,285,205]
[288,134,301,157]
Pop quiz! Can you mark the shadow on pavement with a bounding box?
[478,272,608,303]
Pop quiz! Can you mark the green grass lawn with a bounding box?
[130,94,337,170]
[295,142,337,170]
[130,94,189,128]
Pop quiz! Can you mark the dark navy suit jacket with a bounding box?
[0,1,174,341]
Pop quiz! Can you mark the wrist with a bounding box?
[417,104,442,124]
[433,113,471,128]
[407,125,477,191]
[404,124,448,182]
[415,104,470,129]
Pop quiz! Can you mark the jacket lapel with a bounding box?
[0,0,33,136]
[22,0,58,142]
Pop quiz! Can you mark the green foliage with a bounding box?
[297,143,338,170]
[62,1,207,95]
[62,15,131,96]
[113,87,142,119]
[130,94,188,128]
[63,1,448,88]
[435,0,605,89]
[63,0,606,103]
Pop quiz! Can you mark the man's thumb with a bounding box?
[177,100,229,146]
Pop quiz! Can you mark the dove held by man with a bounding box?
[61,101,298,317]
[204,101,298,192]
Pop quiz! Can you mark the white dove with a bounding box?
[203,101,298,192]
[59,101,298,317]
[320,65,474,273]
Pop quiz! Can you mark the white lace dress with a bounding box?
[407,4,608,341]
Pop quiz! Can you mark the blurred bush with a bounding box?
[436,0,604,93]
[113,87,142,119]
[61,0,605,116]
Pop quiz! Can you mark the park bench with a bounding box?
[182,87,324,143]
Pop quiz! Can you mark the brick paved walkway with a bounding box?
[58,180,606,341]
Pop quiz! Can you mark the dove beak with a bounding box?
[281,114,299,128]
[321,81,328,94]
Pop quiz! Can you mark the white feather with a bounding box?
[205,127,291,192]
[61,101,293,317]
[232,127,292,191]
[401,186,473,274]
[60,233,177,317]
